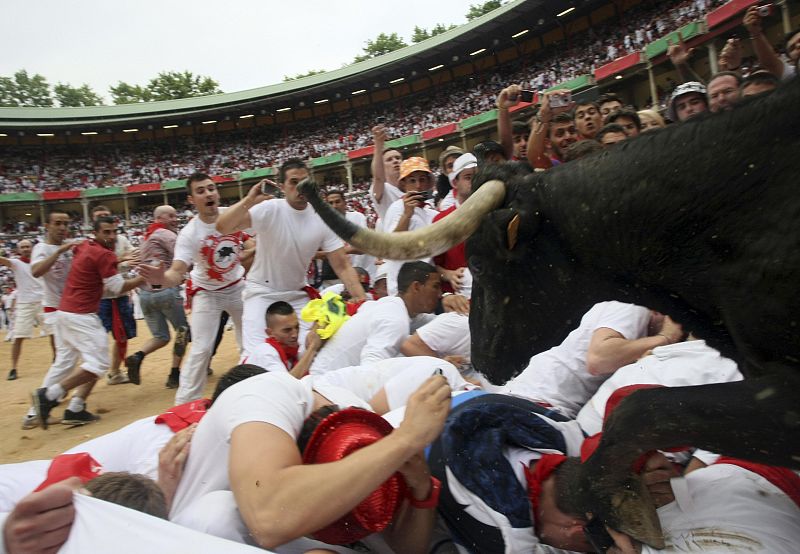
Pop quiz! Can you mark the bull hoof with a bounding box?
[608,475,665,550]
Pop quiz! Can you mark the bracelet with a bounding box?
[442,292,454,298]
[657,333,672,345]
[408,476,441,509]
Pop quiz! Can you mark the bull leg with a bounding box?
[561,375,800,546]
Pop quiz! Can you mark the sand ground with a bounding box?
[0,319,240,463]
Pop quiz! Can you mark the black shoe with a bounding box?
[165,369,180,389]
[125,352,144,385]
[7,369,17,380]
[62,409,100,426]
[31,388,58,430]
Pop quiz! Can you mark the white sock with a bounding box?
[67,396,85,413]
[45,384,65,402]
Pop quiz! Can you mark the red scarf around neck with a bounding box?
[144,222,169,241]
[266,337,299,369]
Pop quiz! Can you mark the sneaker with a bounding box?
[62,409,100,426]
[7,369,17,380]
[21,414,60,430]
[106,372,130,385]
[165,369,180,389]
[31,388,59,430]
[125,352,144,385]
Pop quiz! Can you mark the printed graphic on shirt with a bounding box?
[199,232,245,281]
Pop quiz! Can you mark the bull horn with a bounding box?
[299,178,506,260]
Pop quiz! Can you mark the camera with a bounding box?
[756,4,772,16]
[261,180,275,196]
[376,116,386,124]
[415,190,433,203]
[520,90,535,103]
[549,91,572,108]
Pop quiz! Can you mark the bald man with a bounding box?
[0,239,47,381]
[125,205,190,389]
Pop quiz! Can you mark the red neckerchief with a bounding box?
[35,452,103,492]
[19,257,30,263]
[155,398,210,432]
[523,453,567,533]
[144,222,169,241]
[266,337,299,369]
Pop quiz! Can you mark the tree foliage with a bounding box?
[53,83,104,107]
[283,69,327,82]
[0,70,54,107]
[110,71,222,104]
[354,32,408,63]
[466,0,504,20]
[411,23,458,43]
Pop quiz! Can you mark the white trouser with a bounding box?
[176,283,243,405]
[41,311,110,377]
[40,311,79,387]
[241,282,312,357]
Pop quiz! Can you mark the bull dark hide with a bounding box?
[299,76,800,545]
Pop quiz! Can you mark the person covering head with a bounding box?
[300,408,407,545]
[667,81,708,122]
[399,157,432,181]
[448,153,478,185]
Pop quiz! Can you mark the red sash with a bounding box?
[110,297,128,359]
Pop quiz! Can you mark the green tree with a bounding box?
[353,32,408,63]
[466,0,504,20]
[53,83,103,107]
[0,70,53,107]
[412,23,457,43]
[283,69,327,82]
[109,71,221,104]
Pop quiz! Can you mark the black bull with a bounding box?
[299,76,800,544]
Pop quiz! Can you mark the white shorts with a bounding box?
[56,311,111,376]
[13,301,50,338]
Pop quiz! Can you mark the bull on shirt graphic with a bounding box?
[200,233,245,281]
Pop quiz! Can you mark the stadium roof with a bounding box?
[0,0,602,131]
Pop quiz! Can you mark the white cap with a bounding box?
[448,153,478,185]
[374,264,388,282]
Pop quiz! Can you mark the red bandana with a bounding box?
[523,453,568,533]
[266,337,299,370]
[19,257,30,264]
[35,452,103,492]
[155,398,210,432]
[144,222,169,241]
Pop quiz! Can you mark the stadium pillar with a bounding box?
[460,129,467,151]
[647,61,658,112]
[162,191,168,205]
[81,198,89,229]
[123,194,130,225]
[345,162,353,192]
[707,42,719,75]
[237,181,243,200]
[779,0,791,33]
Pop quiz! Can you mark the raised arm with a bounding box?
[31,242,79,278]
[496,85,521,159]
[743,6,786,78]
[138,260,189,290]
[370,125,389,204]
[216,182,273,235]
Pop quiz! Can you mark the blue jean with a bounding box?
[138,287,188,341]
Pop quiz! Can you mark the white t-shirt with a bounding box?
[311,356,472,411]
[309,296,411,374]
[247,199,343,292]
[173,210,246,291]
[502,301,651,418]
[369,181,403,222]
[170,372,370,522]
[383,199,437,296]
[415,312,471,359]
[243,341,290,373]
[31,242,73,308]
[577,340,743,436]
[641,464,800,553]
[9,258,42,303]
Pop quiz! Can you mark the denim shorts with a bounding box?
[98,296,137,339]
[138,287,189,341]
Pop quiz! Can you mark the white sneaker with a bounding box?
[106,372,130,385]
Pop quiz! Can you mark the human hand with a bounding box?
[442,293,469,315]
[157,423,196,509]
[118,248,141,264]
[743,6,763,36]
[540,89,573,121]
[57,240,82,255]
[246,181,276,207]
[497,85,522,110]
[137,262,167,286]
[718,37,742,70]
[658,315,683,344]
[667,34,694,66]
[396,375,451,450]
[442,267,465,289]
[640,451,678,508]
[401,191,424,215]
[3,477,82,554]
[372,124,388,144]
[306,328,323,351]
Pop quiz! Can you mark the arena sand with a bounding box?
[0,320,241,463]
